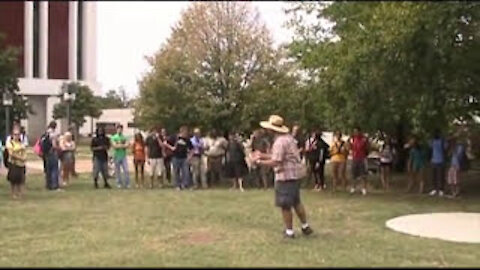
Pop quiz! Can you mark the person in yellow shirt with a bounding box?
[329,131,349,192]
[6,127,27,199]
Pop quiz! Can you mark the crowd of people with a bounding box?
[0,118,472,199]
[0,114,473,238]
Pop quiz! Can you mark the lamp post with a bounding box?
[3,91,13,140]
[63,89,76,127]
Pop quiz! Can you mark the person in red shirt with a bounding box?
[349,126,369,195]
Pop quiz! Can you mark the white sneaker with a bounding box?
[117,184,122,189]
[438,191,444,197]
[350,188,356,194]
[429,190,437,196]
[361,188,367,196]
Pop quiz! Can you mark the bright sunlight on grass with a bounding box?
[0,169,479,267]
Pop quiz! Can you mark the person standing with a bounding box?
[329,131,348,192]
[429,129,448,197]
[91,127,111,189]
[379,137,395,192]
[225,132,248,192]
[349,127,369,195]
[291,125,305,161]
[447,135,467,198]
[165,126,193,190]
[251,115,313,239]
[251,129,272,189]
[6,127,27,199]
[405,137,427,194]
[111,124,131,189]
[59,132,76,187]
[306,129,330,191]
[160,128,173,184]
[44,121,63,191]
[190,127,207,189]
[204,129,228,187]
[132,132,146,189]
[145,127,165,188]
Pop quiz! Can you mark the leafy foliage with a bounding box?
[0,34,29,138]
[53,82,102,128]
[286,2,480,138]
[136,2,303,133]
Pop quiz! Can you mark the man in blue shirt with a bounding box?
[190,128,207,189]
[429,129,448,197]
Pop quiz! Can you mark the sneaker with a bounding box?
[429,190,437,196]
[176,187,182,191]
[55,188,65,192]
[323,184,327,190]
[301,226,314,236]
[361,188,367,196]
[94,182,99,189]
[438,191,444,197]
[284,232,295,239]
[104,183,111,189]
[117,184,122,189]
[350,187,356,194]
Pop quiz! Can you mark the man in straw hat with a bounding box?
[251,115,314,238]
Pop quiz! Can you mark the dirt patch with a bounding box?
[178,229,219,245]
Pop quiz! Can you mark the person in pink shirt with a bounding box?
[349,126,369,195]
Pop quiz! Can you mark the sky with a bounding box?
[97,1,294,98]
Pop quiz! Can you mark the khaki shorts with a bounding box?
[148,158,164,177]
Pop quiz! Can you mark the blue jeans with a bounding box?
[172,157,191,189]
[45,153,59,190]
[114,157,130,188]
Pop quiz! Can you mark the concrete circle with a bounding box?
[386,212,480,244]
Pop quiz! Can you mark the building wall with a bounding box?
[25,95,47,143]
[79,109,142,139]
[48,1,69,79]
[0,1,24,76]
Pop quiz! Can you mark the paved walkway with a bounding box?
[0,157,136,176]
[386,212,480,244]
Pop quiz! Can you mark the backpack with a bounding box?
[459,146,470,172]
[39,132,52,156]
[2,147,9,168]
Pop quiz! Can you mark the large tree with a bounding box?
[286,1,480,137]
[0,34,29,139]
[136,2,302,133]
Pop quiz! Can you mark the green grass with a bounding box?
[0,170,479,267]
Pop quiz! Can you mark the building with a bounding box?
[79,108,141,139]
[0,1,100,143]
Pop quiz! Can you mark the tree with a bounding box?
[98,89,127,109]
[136,2,302,133]
[0,34,29,139]
[53,82,102,130]
[286,2,480,170]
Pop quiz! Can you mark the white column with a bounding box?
[39,1,49,79]
[82,2,97,83]
[24,1,34,78]
[68,1,78,80]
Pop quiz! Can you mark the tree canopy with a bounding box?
[135,2,303,133]
[286,2,480,138]
[0,34,29,139]
[53,82,102,128]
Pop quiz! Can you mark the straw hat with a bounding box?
[260,115,290,134]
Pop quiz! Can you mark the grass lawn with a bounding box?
[0,168,479,267]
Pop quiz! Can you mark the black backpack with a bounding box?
[40,132,53,155]
[2,146,9,168]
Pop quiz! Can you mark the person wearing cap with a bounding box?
[251,115,314,239]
